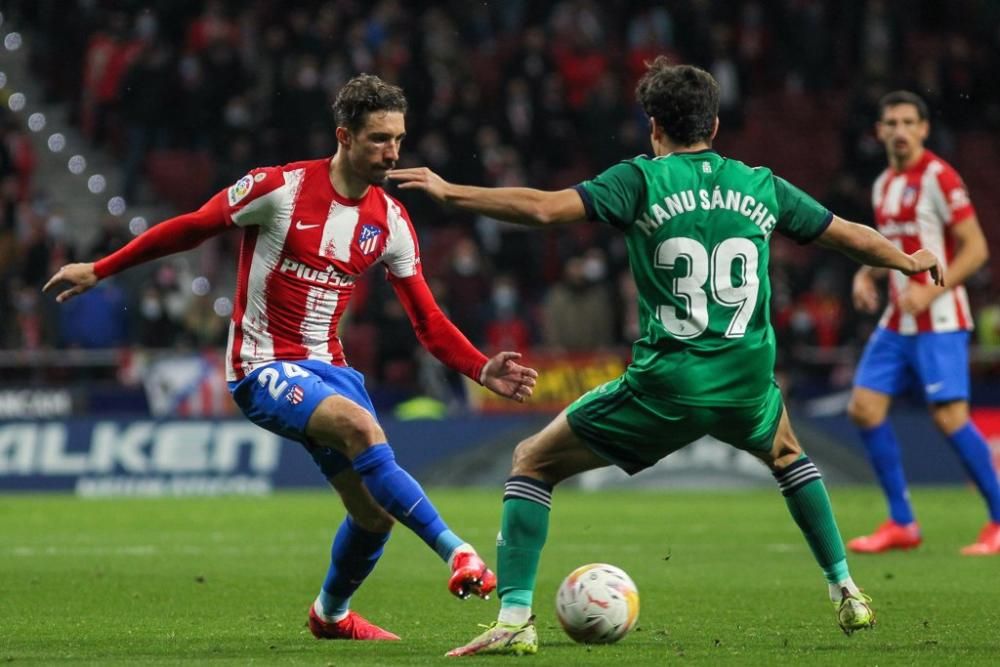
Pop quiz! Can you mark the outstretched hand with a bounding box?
[388,167,451,203]
[42,262,98,303]
[479,351,538,403]
[904,249,944,286]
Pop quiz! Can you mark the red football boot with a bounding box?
[448,550,497,600]
[960,522,1000,556]
[308,604,400,640]
[847,519,922,553]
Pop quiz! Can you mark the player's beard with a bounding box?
[368,161,395,185]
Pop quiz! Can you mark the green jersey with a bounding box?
[576,150,831,406]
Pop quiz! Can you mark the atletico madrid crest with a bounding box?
[286,385,304,405]
[358,224,381,255]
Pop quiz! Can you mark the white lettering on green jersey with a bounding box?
[576,150,832,406]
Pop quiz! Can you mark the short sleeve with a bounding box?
[382,196,421,279]
[774,176,833,244]
[574,160,646,229]
[934,164,976,225]
[223,167,286,227]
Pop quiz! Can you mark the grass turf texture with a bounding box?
[2,487,998,665]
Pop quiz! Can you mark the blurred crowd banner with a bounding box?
[465,351,627,413]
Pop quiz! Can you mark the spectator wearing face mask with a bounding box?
[542,250,614,351]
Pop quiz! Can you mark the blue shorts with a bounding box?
[854,328,970,403]
[228,360,378,479]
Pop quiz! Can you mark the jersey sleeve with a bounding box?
[222,167,287,227]
[933,163,976,225]
[773,175,833,244]
[574,160,646,229]
[380,196,421,279]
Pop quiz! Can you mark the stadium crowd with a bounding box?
[2,0,998,399]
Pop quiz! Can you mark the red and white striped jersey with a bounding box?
[871,149,976,334]
[223,158,421,381]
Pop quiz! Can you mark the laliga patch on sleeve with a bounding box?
[228,175,254,206]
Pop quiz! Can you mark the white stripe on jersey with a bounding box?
[299,285,339,363]
[320,202,360,262]
[918,162,960,332]
[236,168,304,377]
[380,194,418,278]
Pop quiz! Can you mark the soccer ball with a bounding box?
[555,563,640,644]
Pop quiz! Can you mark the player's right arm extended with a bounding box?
[389,167,586,225]
[43,192,229,303]
[817,215,944,285]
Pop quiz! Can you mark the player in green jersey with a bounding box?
[391,58,942,654]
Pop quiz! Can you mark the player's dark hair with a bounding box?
[636,57,719,146]
[878,90,929,121]
[332,74,408,133]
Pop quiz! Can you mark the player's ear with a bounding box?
[335,126,352,149]
[710,116,720,141]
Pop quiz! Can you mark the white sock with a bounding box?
[498,605,531,625]
[447,543,475,568]
[314,597,349,622]
[829,578,861,603]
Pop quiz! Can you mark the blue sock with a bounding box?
[352,444,453,561]
[434,529,465,562]
[318,517,390,618]
[859,421,915,525]
[947,422,1000,522]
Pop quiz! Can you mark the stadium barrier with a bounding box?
[3,408,996,496]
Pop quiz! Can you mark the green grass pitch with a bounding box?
[2,487,998,665]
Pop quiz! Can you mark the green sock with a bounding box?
[773,456,849,584]
[498,476,553,609]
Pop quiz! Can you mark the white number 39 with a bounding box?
[655,237,760,339]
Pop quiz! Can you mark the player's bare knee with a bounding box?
[510,436,542,477]
[309,397,385,455]
[847,395,880,429]
[930,401,968,436]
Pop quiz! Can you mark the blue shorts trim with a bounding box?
[229,360,378,478]
[854,328,970,403]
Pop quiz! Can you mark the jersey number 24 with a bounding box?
[655,237,760,339]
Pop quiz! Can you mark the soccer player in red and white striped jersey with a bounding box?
[847,90,999,555]
[44,74,539,638]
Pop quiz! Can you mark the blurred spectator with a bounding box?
[542,251,614,351]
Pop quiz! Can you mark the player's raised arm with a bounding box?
[816,215,944,286]
[43,192,230,303]
[389,167,586,226]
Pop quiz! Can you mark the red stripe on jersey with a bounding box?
[230,226,259,380]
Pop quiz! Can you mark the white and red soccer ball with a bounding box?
[555,563,640,644]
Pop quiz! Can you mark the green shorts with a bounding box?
[565,376,784,474]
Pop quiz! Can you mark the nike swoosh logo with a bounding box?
[404,498,423,517]
[926,382,944,393]
[295,221,320,230]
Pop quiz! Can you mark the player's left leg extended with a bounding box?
[737,394,874,635]
[307,393,494,598]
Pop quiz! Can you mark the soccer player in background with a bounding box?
[845,91,999,555]
[44,74,538,641]
[391,59,943,655]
